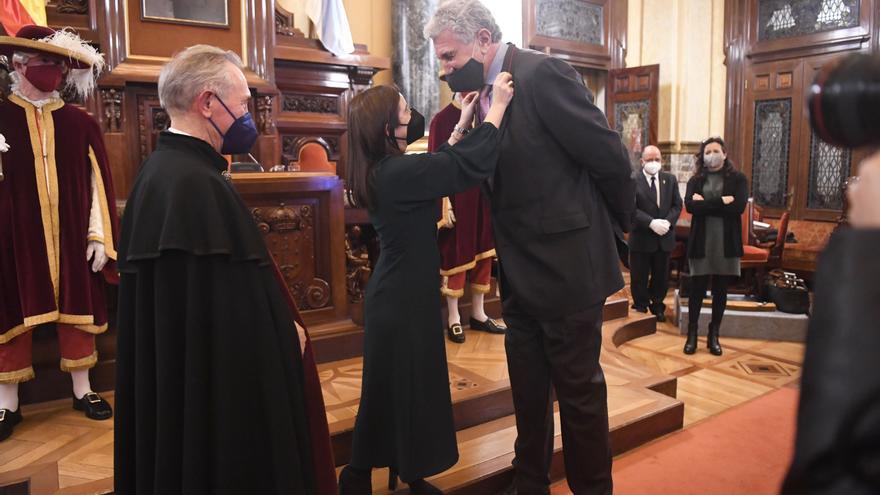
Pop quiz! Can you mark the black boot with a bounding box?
[683,323,698,355]
[338,465,371,495]
[707,322,723,356]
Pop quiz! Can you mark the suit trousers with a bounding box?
[629,250,671,314]
[503,298,611,495]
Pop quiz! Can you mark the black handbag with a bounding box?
[765,269,811,314]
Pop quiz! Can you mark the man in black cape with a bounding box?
[114,45,336,495]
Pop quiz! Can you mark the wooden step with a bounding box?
[322,298,640,466]
[360,385,682,494]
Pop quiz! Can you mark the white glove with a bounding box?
[86,240,108,272]
[649,219,670,236]
[295,321,308,356]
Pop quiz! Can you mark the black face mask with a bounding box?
[441,58,485,93]
[396,108,426,146]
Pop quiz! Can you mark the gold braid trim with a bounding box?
[88,147,117,260]
[72,323,108,335]
[60,351,97,372]
[11,94,61,303]
[439,249,496,277]
[440,286,465,298]
[0,367,35,384]
[470,283,492,294]
[45,104,62,301]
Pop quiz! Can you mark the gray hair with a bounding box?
[424,0,502,43]
[158,45,243,115]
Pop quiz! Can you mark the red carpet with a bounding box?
[552,387,799,495]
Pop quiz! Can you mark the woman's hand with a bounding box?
[457,91,479,129]
[721,195,734,205]
[692,193,705,201]
[491,72,514,109]
[482,72,514,130]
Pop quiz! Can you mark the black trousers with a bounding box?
[502,299,611,495]
[688,274,734,327]
[629,250,671,314]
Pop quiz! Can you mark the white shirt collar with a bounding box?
[167,127,193,137]
[484,43,509,86]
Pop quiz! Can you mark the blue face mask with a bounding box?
[208,94,259,155]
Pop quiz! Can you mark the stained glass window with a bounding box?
[758,0,859,41]
[807,130,852,210]
[615,100,650,172]
[751,99,791,208]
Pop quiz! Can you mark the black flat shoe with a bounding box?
[338,465,371,495]
[631,305,648,314]
[409,478,443,494]
[468,317,506,334]
[447,323,465,343]
[73,392,113,420]
[0,408,22,442]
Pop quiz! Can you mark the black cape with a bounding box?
[782,229,880,494]
[114,132,330,494]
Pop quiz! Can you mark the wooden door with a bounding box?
[606,64,659,171]
[741,58,806,218]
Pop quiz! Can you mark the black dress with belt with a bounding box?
[349,123,500,482]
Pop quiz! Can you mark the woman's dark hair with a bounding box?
[694,136,737,178]
[346,85,403,209]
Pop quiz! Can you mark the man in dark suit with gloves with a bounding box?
[426,2,635,493]
[629,145,682,322]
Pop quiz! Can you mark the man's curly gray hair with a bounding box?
[424,0,502,43]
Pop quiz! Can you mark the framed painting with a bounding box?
[141,0,229,27]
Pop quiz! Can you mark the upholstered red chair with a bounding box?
[297,142,336,173]
[741,199,791,298]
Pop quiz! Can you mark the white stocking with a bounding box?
[71,369,92,399]
[471,292,488,322]
[0,383,19,411]
[446,296,462,325]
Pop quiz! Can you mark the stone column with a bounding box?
[392,0,439,121]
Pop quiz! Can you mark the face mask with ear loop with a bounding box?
[390,108,426,150]
[440,39,487,93]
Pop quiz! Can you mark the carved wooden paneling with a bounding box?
[255,94,276,135]
[55,0,89,14]
[252,202,333,310]
[282,93,341,114]
[232,174,348,326]
[135,94,169,162]
[100,89,123,133]
[725,0,875,222]
[606,64,659,172]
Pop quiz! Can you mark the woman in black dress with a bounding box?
[683,137,748,356]
[339,73,514,494]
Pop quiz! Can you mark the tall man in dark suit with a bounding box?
[629,145,683,322]
[426,2,634,493]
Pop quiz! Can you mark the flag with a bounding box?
[0,0,47,37]
[305,0,355,57]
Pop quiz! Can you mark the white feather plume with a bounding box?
[41,28,105,100]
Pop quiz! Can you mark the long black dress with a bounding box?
[114,132,336,494]
[349,123,501,482]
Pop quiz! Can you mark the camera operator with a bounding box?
[782,52,880,495]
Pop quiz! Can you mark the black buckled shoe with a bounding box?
[447,323,466,344]
[0,408,22,442]
[73,392,113,420]
[469,317,506,334]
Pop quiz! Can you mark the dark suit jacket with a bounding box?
[490,45,635,319]
[629,170,682,253]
